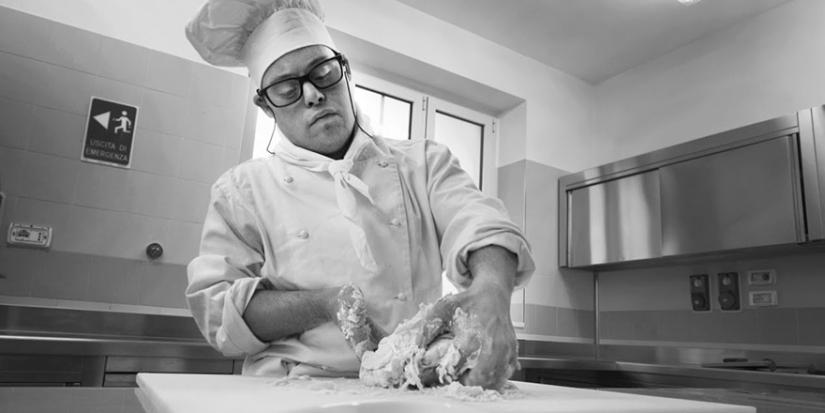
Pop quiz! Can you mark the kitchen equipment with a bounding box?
[559,105,825,269]
[135,372,755,413]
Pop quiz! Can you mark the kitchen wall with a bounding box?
[0,7,252,312]
[592,0,825,354]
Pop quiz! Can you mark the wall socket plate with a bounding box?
[689,274,710,312]
[7,222,52,248]
[717,272,741,311]
[749,290,778,307]
[747,269,776,285]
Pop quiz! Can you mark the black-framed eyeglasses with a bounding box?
[257,54,346,108]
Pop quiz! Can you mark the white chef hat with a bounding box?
[185,0,337,88]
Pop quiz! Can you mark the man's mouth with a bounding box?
[309,109,338,126]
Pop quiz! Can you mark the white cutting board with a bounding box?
[135,373,755,413]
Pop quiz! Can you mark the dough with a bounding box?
[359,303,481,389]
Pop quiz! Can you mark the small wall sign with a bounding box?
[82,97,139,168]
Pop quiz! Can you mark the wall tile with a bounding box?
[28,106,84,159]
[141,89,189,137]
[0,7,53,60]
[137,261,188,308]
[525,303,557,335]
[41,63,98,116]
[0,246,46,296]
[89,76,144,111]
[557,307,594,338]
[497,160,525,229]
[73,163,134,212]
[143,52,192,97]
[0,194,17,238]
[178,139,225,184]
[222,146,242,172]
[754,308,798,345]
[0,149,78,203]
[797,308,825,345]
[60,204,116,256]
[128,172,175,219]
[188,103,235,147]
[0,51,53,107]
[189,64,238,108]
[169,180,210,223]
[100,211,168,261]
[29,250,91,301]
[525,160,566,275]
[86,255,142,305]
[96,36,149,85]
[46,22,102,74]
[164,220,203,265]
[0,95,34,149]
[131,129,182,177]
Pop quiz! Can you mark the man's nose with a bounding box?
[302,81,325,107]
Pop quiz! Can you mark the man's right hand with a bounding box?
[335,284,386,358]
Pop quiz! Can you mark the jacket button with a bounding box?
[395,292,408,301]
[284,176,294,184]
[377,160,389,168]
[390,218,402,227]
[297,230,309,239]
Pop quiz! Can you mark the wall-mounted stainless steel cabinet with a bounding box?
[801,106,825,241]
[567,171,662,266]
[559,105,825,269]
[659,135,805,256]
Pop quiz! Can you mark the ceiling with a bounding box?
[396,0,793,84]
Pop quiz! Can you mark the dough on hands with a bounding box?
[335,285,375,358]
[359,303,481,389]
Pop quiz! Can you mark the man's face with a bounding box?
[259,45,355,156]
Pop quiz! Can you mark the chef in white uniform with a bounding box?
[185,0,534,390]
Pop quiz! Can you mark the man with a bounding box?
[185,0,533,391]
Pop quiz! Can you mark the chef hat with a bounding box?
[185,0,337,88]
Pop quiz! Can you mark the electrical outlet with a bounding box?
[717,272,740,311]
[7,222,52,248]
[689,274,710,311]
[749,290,778,307]
[747,269,776,285]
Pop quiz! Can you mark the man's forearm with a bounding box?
[243,288,339,342]
[466,245,517,297]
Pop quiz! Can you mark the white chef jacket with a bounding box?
[186,129,534,377]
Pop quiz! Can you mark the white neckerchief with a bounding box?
[273,129,378,273]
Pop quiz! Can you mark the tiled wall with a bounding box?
[599,252,825,347]
[0,8,252,310]
[499,159,594,341]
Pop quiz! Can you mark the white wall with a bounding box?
[594,0,825,168]
[320,0,594,170]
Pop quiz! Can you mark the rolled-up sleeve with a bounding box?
[186,177,268,356]
[425,141,535,289]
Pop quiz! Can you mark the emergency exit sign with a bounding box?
[81,97,139,168]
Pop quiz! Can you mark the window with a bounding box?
[353,85,412,141]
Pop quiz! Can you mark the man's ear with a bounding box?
[253,94,275,119]
[341,54,352,80]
